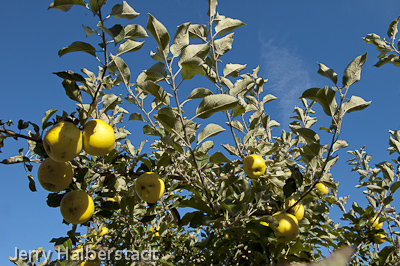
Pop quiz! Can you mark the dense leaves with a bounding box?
[3,0,400,266]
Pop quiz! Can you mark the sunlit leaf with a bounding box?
[179,43,210,66]
[58,41,97,58]
[110,1,140,20]
[214,33,234,57]
[214,15,245,36]
[388,16,400,39]
[207,0,218,17]
[223,63,247,77]
[186,88,213,100]
[317,63,338,85]
[171,22,191,57]
[197,123,226,144]
[195,94,238,119]
[342,95,371,113]
[342,52,368,88]
[147,14,170,58]
[124,24,149,40]
[181,57,205,80]
[117,40,144,56]
[137,81,170,106]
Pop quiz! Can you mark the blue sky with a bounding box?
[2,0,400,264]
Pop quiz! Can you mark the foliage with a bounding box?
[3,0,400,265]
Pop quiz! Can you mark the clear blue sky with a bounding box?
[2,0,400,264]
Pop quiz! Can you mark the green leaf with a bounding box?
[117,40,144,56]
[83,25,96,37]
[214,15,246,36]
[197,123,226,144]
[214,33,234,57]
[112,56,131,84]
[377,161,395,183]
[373,53,400,68]
[342,52,368,88]
[129,113,144,121]
[179,43,210,66]
[137,81,170,106]
[101,94,122,114]
[342,95,371,113]
[42,109,57,129]
[137,62,167,84]
[189,24,209,41]
[171,22,191,57]
[53,70,85,82]
[48,0,86,11]
[317,63,338,85]
[61,79,82,103]
[294,128,320,143]
[195,94,238,119]
[210,151,231,163]
[230,74,254,97]
[181,57,205,80]
[110,1,140,20]
[147,14,170,58]
[300,86,337,116]
[332,140,348,153]
[186,88,213,100]
[58,41,97,58]
[388,16,400,39]
[124,24,149,40]
[223,63,247,77]
[390,181,400,194]
[98,23,125,44]
[363,33,390,52]
[207,0,218,17]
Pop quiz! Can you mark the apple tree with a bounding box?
[2,0,400,265]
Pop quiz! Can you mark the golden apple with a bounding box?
[135,172,165,203]
[369,217,383,230]
[37,157,73,192]
[372,233,386,244]
[43,121,82,162]
[261,211,299,242]
[98,227,108,236]
[60,190,94,224]
[316,182,329,195]
[243,154,266,179]
[285,196,304,221]
[148,225,160,237]
[82,119,115,156]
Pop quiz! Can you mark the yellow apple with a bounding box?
[369,216,383,230]
[135,172,165,203]
[37,157,73,192]
[43,121,83,162]
[261,211,299,243]
[285,196,304,221]
[98,227,108,236]
[316,182,329,195]
[243,154,266,179]
[148,225,160,237]
[372,233,386,244]
[60,190,95,224]
[82,119,115,156]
